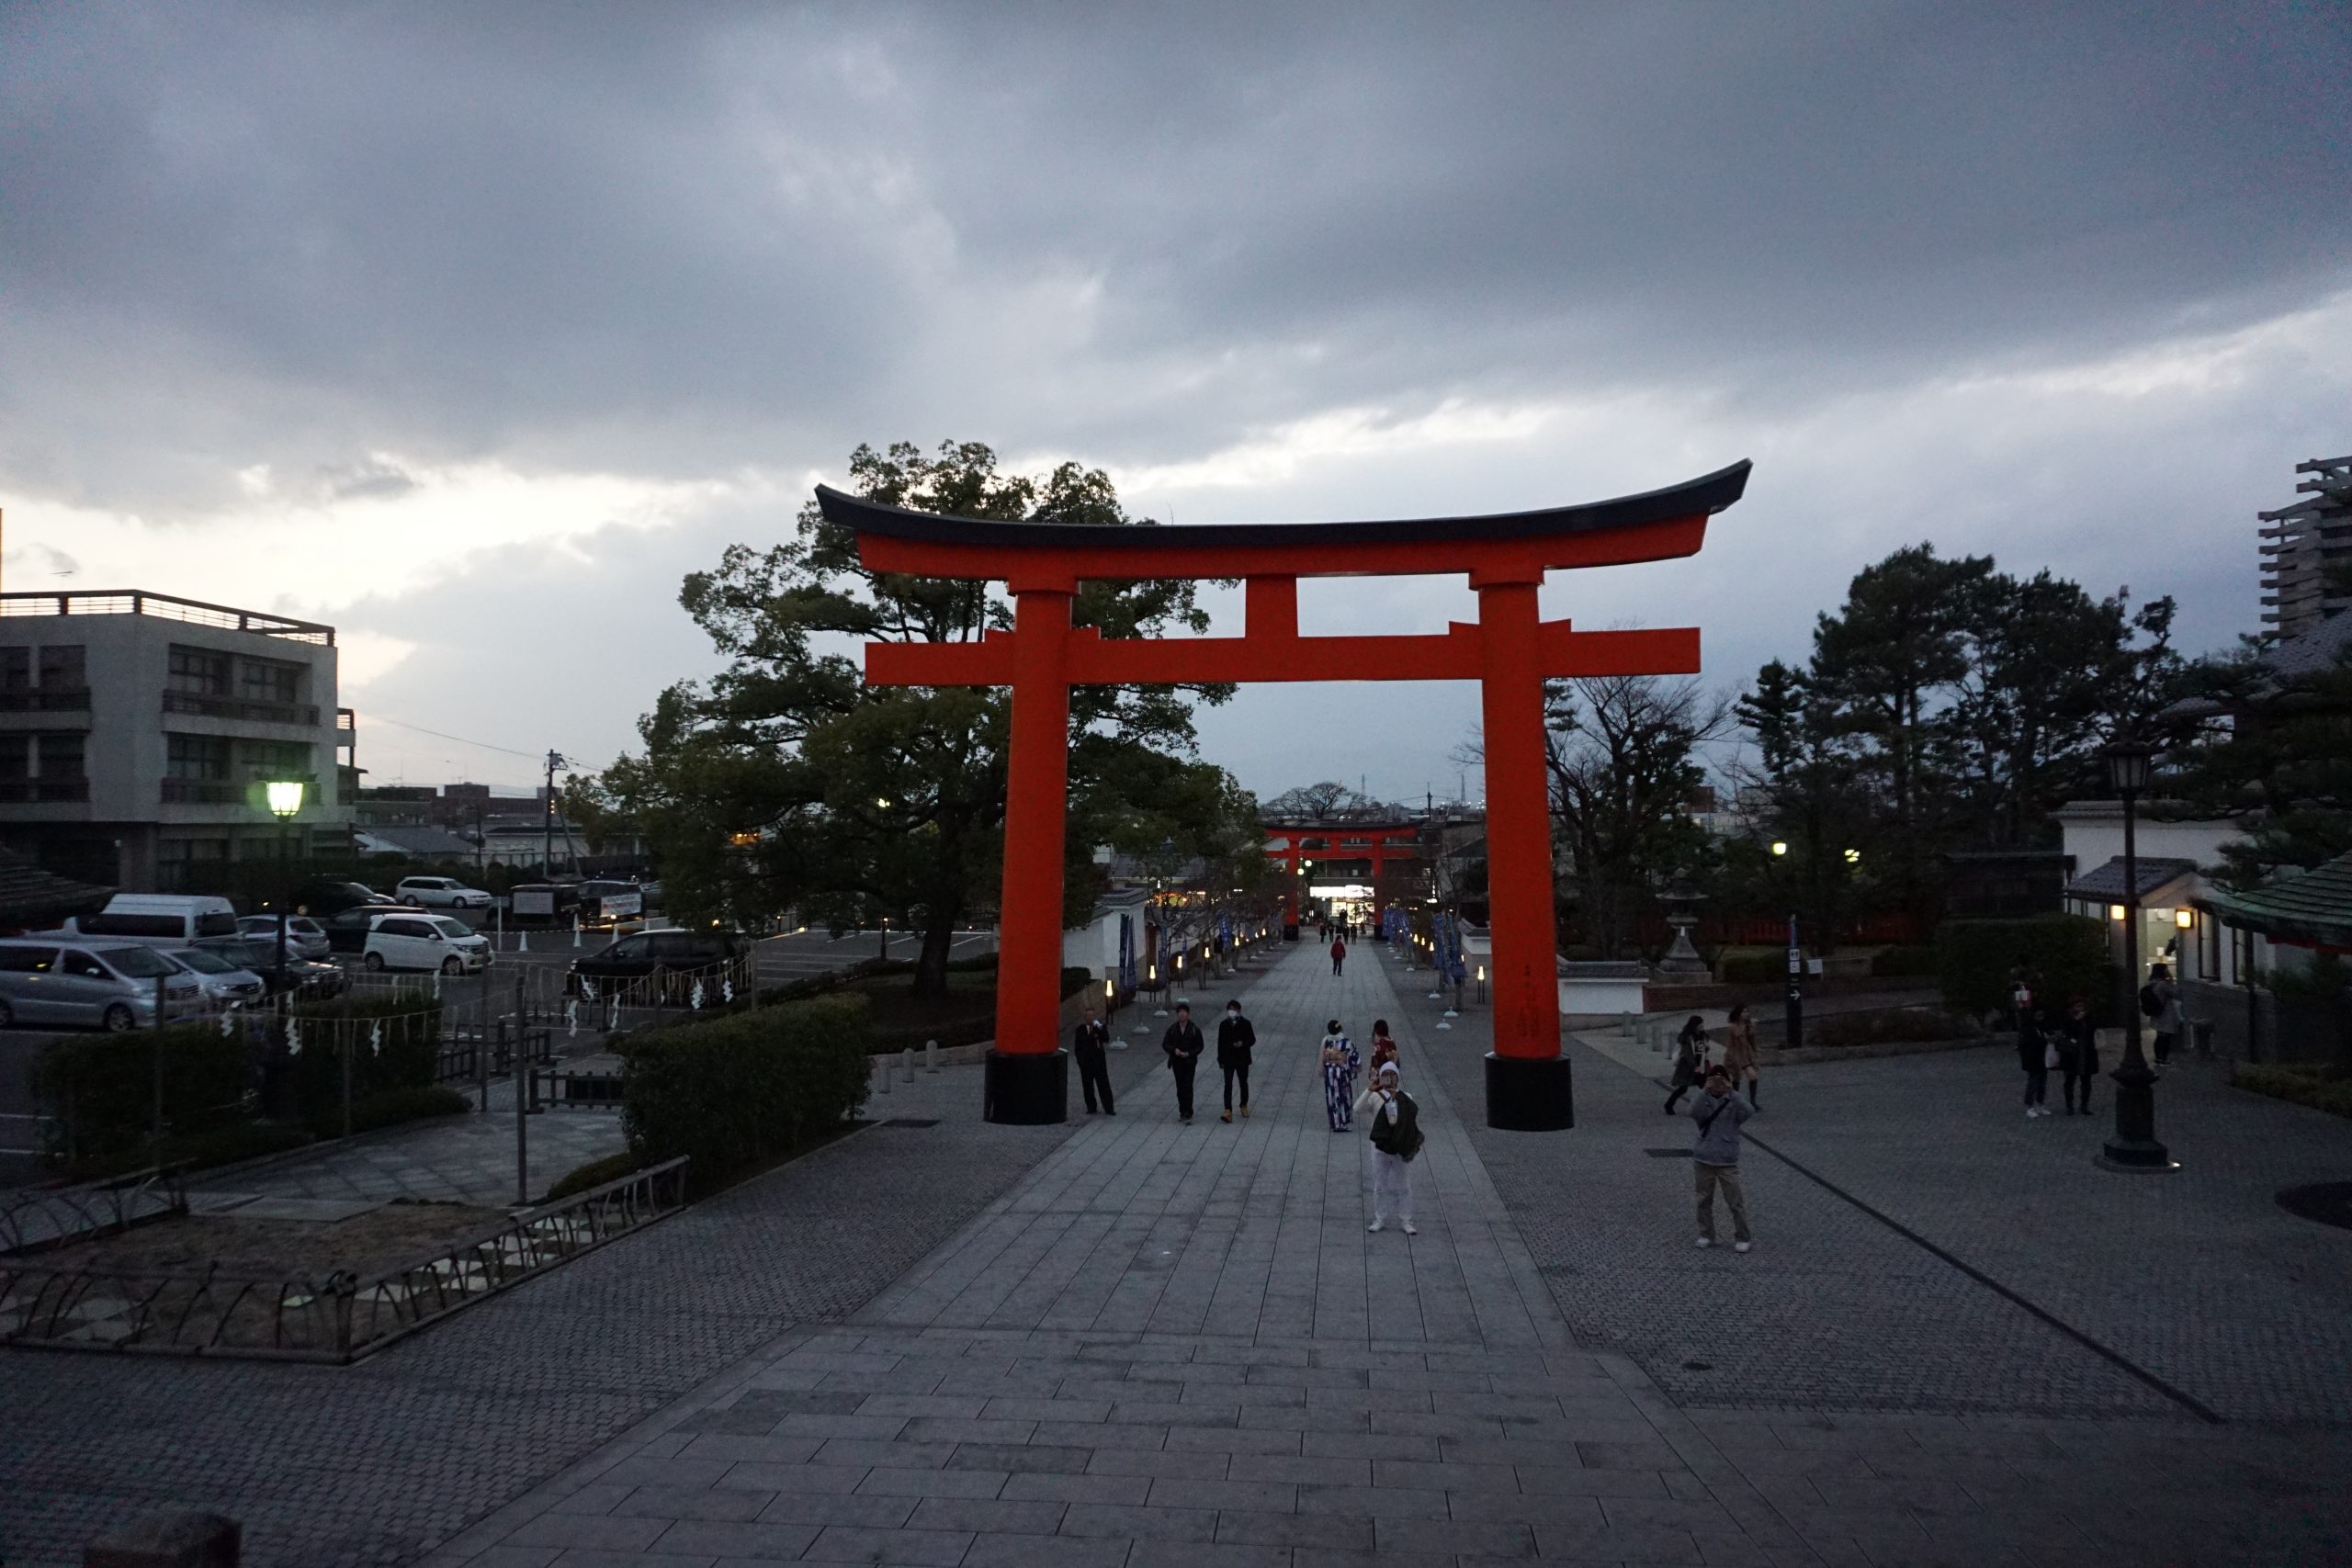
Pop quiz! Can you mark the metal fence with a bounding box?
[0,1157,687,1360]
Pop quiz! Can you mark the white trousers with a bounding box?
[1372,1150,1413,1226]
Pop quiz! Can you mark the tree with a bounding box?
[1542,674,1730,956]
[600,439,1233,998]
[1261,781,1384,822]
[2169,641,2352,886]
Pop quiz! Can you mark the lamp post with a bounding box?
[266,779,306,997]
[2098,739,2175,1173]
[1770,841,1803,1050]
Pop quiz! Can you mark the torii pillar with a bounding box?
[820,459,1752,1130]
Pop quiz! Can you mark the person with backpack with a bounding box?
[1216,998,1256,1122]
[1160,1002,1205,1123]
[2058,994,2099,1115]
[2018,1005,2054,1117]
[2143,964,2183,1067]
[1665,1015,1709,1114]
[1354,1062,1421,1234]
[1319,1019,1361,1132]
[1688,1066,1753,1251]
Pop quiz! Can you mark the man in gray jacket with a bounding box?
[1688,1066,1754,1253]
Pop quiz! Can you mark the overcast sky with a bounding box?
[6,4,2348,800]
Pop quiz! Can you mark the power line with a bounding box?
[356,712,554,762]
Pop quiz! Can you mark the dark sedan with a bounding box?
[569,929,749,1000]
[320,904,426,954]
[196,938,348,998]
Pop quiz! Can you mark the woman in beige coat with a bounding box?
[1720,1002,1760,1111]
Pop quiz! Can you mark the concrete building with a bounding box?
[0,590,355,889]
[2258,453,2350,640]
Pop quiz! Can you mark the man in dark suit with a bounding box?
[1216,999,1256,1122]
[1073,1004,1114,1115]
[1161,1002,1204,1123]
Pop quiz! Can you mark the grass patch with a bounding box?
[2233,1062,2352,1120]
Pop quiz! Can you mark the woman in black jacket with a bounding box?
[2057,995,2100,1115]
[2018,1007,2053,1119]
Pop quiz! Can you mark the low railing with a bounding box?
[162,690,322,728]
[0,1157,687,1360]
[0,590,334,646]
[0,687,92,712]
[160,776,243,805]
[0,1168,186,1257]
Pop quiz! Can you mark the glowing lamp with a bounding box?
[2175,909,2195,930]
[265,780,305,818]
[1770,841,1788,856]
[2109,905,2127,922]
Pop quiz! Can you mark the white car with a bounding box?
[235,914,331,961]
[161,946,269,1006]
[393,876,492,909]
[363,913,492,975]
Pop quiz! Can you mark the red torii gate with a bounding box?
[1265,823,1420,935]
[818,460,1750,1130]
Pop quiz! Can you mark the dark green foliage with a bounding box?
[282,995,442,1122]
[618,993,872,1188]
[29,1024,255,1165]
[1718,952,1781,984]
[1870,944,1940,978]
[545,1149,650,1201]
[2169,645,2352,886]
[65,1120,314,1182]
[1936,915,2107,1021]
[2232,1062,2352,1119]
[1809,1007,1985,1048]
[311,1085,469,1138]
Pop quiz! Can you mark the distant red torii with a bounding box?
[820,459,1751,1130]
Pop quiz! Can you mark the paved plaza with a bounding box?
[5,941,2351,1565]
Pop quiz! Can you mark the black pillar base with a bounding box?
[1283,924,1301,942]
[1485,1052,1574,1131]
[2098,1058,2175,1172]
[983,1048,1069,1125]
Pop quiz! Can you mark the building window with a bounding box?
[0,649,27,691]
[35,732,85,779]
[0,734,25,778]
[238,657,300,705]
[2197,915,2222,982]
[38,645,85,689]
[239,739,312,780]
[157,836,232,893]
[168,645,232,697]
[168,733,232,781]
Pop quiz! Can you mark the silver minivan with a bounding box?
[0,940,209,1032]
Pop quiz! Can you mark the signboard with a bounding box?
[1308,883,1376,898]
[599,890,644,920]
[512,887,556,918]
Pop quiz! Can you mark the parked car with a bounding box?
[321,905,424,954]
[0,940,207,1032]
[394,876,492,909]
[235,914,331,961]
[196,938,347,998]
[52,894,242,948]
[569,928,748,998]
[160,945,269,1006]
[363,913,492,975]
[292,879,397,915]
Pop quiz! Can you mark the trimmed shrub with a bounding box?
[1936,915,2108,1022]
[310,1085,470,1139]
[65,1119,314,1183]
[1807,1007,1986,1049]
[2233,1062,2352,1120]
[1718,950,1781,984]
[618,993,872,1188]
[29,1025,256,1166]
[545,1149,649,1202]
[1870,944,1939,978]
[282,994,442,1121]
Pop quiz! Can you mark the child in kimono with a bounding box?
[1320,1018,1360,1132]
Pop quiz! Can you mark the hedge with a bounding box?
[618,992,871,1189]
[1870,944,1939,978]
[2233,1063,2352,1120]
[1719,951,1781,984]
[546,1149,649,1202]
[311,1085,470,1138]
[1936,915,2109,1022]
[28,1024,256,1166]
[282,994,442,1122]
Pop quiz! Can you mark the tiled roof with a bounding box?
[2196,853,2352,950]
[2062,856,2199,902]
[0,847,113,929]
[2267,612,2352,680]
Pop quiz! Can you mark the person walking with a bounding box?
[2018,1006,2053,1117]
[1329,935,1348,976]
[1665,1014,1708,1114]
[2143,963,2184,1067]
[1355,1062,1422,1234]
[2057,995,2098,1115]
[1161,1002,1204,1123]
[1689,1066,1754,1251]
[1320,1019,1359,1132]
[1721,1001,1759,1111]
[1216,998,1256,1122]
[1368,1018,1398,1080]
[1073,1004,1115,1116]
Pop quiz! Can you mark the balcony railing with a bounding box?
[161,777,245,805]
[0,590,334,646]
[0,688,92,713]
[163,690,321,728]
[0,777,91,803]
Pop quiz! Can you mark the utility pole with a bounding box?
[543,750,568,879]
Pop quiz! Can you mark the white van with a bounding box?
[60,895,243,948]
[362,913,492,974]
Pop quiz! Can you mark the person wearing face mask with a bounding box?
[1216,998,1257,1122]
[1353,1063,1421,1234]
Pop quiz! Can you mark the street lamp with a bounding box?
[266,779,305,997]
[2099,739,2174,1173]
